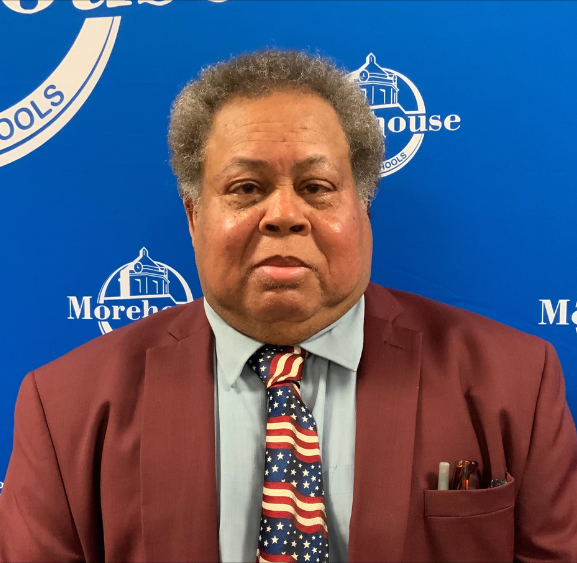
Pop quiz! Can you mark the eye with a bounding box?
[232,182,259,195]
[303,183,330,196]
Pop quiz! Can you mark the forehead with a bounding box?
[204,90,350,172]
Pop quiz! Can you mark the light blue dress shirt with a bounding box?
[205,297,364,563]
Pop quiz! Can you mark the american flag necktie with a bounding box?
[248,345,329,563]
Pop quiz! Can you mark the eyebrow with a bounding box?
[218,158,270,176]
[218,156,338,177]
[291,156,337,174]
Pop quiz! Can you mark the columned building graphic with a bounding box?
[356,53,399,107]
[118,248,170,298]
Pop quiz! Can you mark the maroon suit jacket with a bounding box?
[1,283,576,562]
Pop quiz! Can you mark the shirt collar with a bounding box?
[204,296,365,388]
[299,296,364,372]
[204,300,264,388]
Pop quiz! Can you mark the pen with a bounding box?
[451,460,481,490]
[437,461,450,490]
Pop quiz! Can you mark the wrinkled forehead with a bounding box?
[203,90,352,176]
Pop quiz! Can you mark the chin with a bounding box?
[247,290,318,324]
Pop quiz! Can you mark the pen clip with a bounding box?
[489,476,508,488]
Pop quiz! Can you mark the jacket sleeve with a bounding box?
[0,372,84,562]
[514,342,577,562]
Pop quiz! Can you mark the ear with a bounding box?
[183,198,197,244]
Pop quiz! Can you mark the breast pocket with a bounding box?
[422,473,515,562]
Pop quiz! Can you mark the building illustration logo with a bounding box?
[68,248,193,334]
[349,54,462,177]
[0,0,225,167]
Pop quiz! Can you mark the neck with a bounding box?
[206,287,366,345]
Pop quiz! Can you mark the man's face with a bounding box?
[186,90,373,342]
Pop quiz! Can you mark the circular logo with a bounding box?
[0,0,208,167]
[0,8,121,167]
[349,53,460,177]
[67,247,193,334]
[95,247,193,334]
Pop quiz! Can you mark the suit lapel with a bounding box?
[349,287,422,562]
[141,301,219,563]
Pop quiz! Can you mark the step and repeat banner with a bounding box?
[1,0,576,485]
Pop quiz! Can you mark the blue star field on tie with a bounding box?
[248,345,329,563]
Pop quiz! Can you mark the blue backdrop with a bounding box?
[1,0,576,486]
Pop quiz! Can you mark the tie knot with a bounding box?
[248,345,307,388]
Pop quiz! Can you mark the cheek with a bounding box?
[200,209,258,271]
[317,212,367,273]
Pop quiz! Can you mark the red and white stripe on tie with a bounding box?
[249,344,329,563]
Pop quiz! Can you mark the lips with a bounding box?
[255,255,310,268]
[254,255,311,283]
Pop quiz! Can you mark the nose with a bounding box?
[259,188,311,237]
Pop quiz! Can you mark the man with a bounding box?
[0,50,576,563]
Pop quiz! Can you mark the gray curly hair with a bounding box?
[168,49,384,204]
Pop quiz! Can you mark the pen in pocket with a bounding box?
[437,460,482,490]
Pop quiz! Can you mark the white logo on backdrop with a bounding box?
[539,299,577,337]
[68,247,193,334]
[0,15,120,167]
[0,0,226,167]
[349,53,461,176]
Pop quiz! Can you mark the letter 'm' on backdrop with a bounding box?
[0,0,576,483]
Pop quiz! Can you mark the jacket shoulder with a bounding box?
[366,283,549,369]
[31,299,208,397]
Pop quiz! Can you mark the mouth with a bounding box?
[253,255,311,284]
